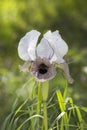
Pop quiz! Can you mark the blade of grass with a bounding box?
[75,106,84,130]
[1,113,13,130]
[63,80,68,99]
[56,90,69,130]
[16,114,43,130]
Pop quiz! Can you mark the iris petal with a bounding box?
[37,38,54,60]
[44,30,68,63]
[59,62,74,84]
[19,61,31,72]
[18,30,40,61]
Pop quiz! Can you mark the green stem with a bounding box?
[37,83,42,114]
[40,82,49,130]
[43,101,48,130]
[41,82,49,102]
[36,83,42,130]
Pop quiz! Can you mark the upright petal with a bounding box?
[18,30,41,61]
[44,30,68,63]
[36,38,54,60]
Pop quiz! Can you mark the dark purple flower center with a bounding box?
[38,63,48,74]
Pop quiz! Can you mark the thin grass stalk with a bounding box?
[56,121,59,130]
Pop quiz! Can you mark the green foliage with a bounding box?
[2,81,87,130]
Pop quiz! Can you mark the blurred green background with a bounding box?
[0,0,87,129]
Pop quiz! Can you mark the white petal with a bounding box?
[36,38,54,59]
[18,30,41,61]
[59,62,74,84]
[50,54,65,64]
[18,36,30,61]
[44,30,68,63]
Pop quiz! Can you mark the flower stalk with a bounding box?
[43,101,48,130]
[41,82,49,130]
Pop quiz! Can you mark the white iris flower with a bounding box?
[18,30,74,83]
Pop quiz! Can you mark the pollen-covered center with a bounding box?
[38,63,48,74]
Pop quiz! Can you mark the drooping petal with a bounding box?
[36,38,54,60]
[18,30,41,61]
[19,61,31,72]
[44,30,68,63]
[58,62,74,84]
